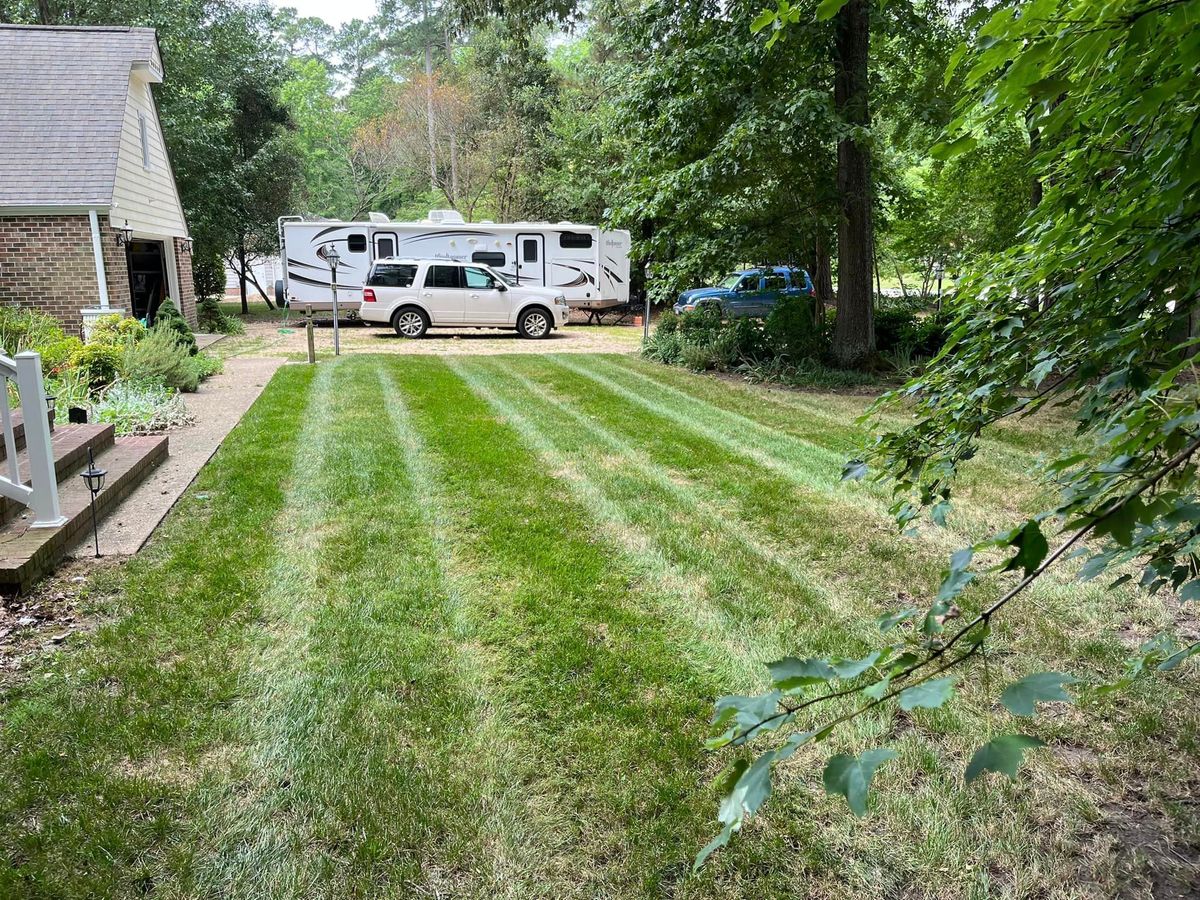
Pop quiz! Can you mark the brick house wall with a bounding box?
[171,236,197,327]
[0,214,131,336]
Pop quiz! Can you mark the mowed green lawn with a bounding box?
[1,354,1196,898]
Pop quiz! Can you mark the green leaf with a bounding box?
[878,607,920,631]
[696,749,777,869]
[1158,642,1200,672]
[965,735,1044,784]
[937,546,975,602]
[930,133,977,160]
[842,458,868,481]
[1179,581,1200,603]
[897,676,955,711]
[943,42,968,87]
[823,748,898,816]
[999,672,1078,716]
[750,7,778,33]
[814,0,850,21]
[830,649,885,679]
[767,657,836,692]
[1001,520,1049,578]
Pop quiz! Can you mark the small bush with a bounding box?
[69,342,123,388]
[763,295,821,362]
[873,303,948,358]
[0,306,66,355]
[123,326,199,393]
[91,314,146,347]
[197,296,245,335]
[91,380,194,435]
[188,351,223,382]
[656,309,680,335]
[39,336,84,375]
[152,297,197,355]
[642,329,684,366]
[44,368,91,425]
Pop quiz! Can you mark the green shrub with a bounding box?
[188,351,223,382]
[123,326,199,393]
[656,309,680,335]
[763,295,821,362]
[91,314,146,347]
[152,297,197,355]
[69,342,123,388]
[642,329,684,366]
[873,303,948,358]
[44,368,91,425]
[91,380,194,435]
[39,336,84,375]
[197,296,245,335]
[0,306,67,355]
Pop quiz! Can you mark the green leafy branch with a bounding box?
[696,432,1200,869]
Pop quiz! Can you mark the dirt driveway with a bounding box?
[216,310,645,358]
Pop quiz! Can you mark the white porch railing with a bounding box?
[0,351,66,529]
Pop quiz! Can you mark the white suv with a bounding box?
[360,258,571,339]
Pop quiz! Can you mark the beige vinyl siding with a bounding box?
[110,73,187,237]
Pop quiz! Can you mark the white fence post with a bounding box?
[14,352,66,528]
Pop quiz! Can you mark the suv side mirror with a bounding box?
[495,282,507,292]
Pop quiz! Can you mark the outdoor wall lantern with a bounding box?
[182,237,194,254]
[115,219,134,247]
[80,446,107,558]
[326,245,341,357]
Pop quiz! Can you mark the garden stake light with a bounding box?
[80,446,106,558]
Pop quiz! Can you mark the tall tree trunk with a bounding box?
[831,0,874,367]
[238,237,249,315]
[423,0,436,194]
[444,22,460,206]
[36,0,53,24]
[814,232,834,327]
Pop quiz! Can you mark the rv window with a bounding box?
[376,236,396,258]
[425,265,462,289]
[559,231,593,249]
[471,251,506,268]
[347,233,367,253]
[463,267,496,290]
[368,263,418,288]
[522,239,538,263]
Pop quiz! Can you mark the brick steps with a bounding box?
[0,423,114,524]
[0,432,168,592]
[0,405,56,463]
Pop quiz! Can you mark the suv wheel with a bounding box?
[393,307,429,338]
[518,307,552,339]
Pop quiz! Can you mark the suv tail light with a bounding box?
[363,288,376,303]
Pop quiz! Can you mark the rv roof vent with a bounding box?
[368,212,391,223]
[428,209,465,224]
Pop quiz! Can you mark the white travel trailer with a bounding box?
[276,210,631,312]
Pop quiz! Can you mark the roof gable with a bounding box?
[0,25,162,209]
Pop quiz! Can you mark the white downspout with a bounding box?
[88,209,111,310]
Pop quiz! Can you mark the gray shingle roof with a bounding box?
[0,25,161,208]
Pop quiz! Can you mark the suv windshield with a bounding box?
[717,273,741,289]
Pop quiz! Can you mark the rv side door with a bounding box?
[373,232,398,260]
[516,234,545,286]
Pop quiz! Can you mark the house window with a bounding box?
[138,113,151,169]
[559,231,593,249]
[347,233,367,253]
[471,251,506,268]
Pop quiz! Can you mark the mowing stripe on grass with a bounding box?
[375,364,578,894]
[387,356,733,897]
[185,359,483,897]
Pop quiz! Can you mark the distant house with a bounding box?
[0,24,196,336]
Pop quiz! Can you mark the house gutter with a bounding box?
[88,209,111,310]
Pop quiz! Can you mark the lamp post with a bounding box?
[44,391,56,428]
[327,245,341,357]
[79,446,106,558]
[934,261,945,313]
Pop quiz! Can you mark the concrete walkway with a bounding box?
[68,356,286,558]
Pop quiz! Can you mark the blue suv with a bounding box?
[674,267,815,318]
